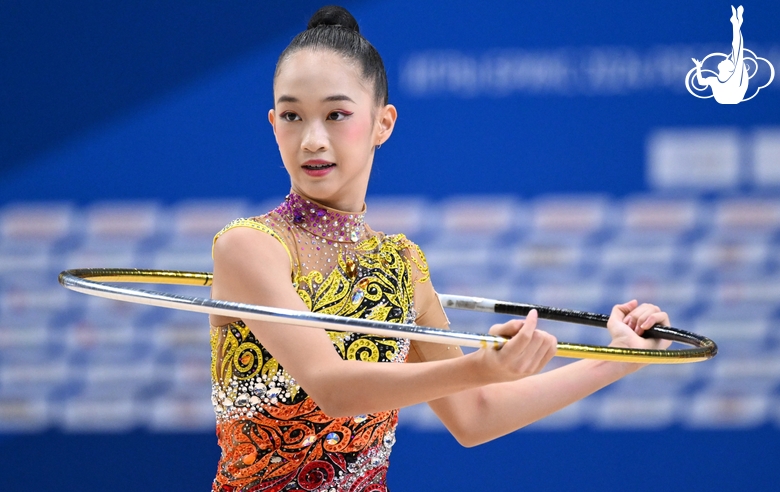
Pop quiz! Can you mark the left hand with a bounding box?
[606,300,672,351]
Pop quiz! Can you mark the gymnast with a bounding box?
[208,6,671,491]
[692,5,749,104]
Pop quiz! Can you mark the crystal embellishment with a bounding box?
[253,384,267,397]
[325,432,341,445]
[267,387,281,399]
[280,193,366,244]
[351,289,365,305]
[383,431,396,448]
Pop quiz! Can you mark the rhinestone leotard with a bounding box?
[210,192,434,492]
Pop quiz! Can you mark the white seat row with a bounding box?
[4,195,780,244]
[0,195,778,432]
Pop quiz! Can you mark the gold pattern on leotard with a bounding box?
[210,192,427,492]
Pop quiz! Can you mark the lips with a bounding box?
[301,159,336,177]
[302,159,335,168]
[302,162,335,170]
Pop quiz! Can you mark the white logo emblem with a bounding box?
[685,5,774,104]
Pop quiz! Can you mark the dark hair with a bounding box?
[274,5,388,106]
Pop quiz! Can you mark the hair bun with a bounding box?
[307,5,359,33]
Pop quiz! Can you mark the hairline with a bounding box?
[274,45,387,107]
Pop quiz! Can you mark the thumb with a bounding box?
[611,299,638,321]
[488,319,524,338]
[524,309,538,330]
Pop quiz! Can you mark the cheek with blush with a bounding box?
[338,115,374,147]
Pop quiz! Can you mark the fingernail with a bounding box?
[623,315,629,323]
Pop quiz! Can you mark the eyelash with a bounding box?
[327,110,353,121]
[279,111,353,122]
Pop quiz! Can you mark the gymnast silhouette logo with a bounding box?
[685,5,774,104]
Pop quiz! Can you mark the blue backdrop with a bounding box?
[1,1,779,491]
[3,0,778,203]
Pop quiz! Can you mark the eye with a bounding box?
[280,111,300,122]
[327,111,352,121]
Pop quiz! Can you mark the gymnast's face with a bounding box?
[270,49,395,212]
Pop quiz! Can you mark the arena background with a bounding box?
[1,1,779,490]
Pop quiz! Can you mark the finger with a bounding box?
[547,333,558,360]
[516,330,554,374]
[637,312,670,334]
[611,300,637,324]
[534,333,558,372]
[519,330,547,360]
[606,300,637,331]
[489,319,524,338]
[632,304,668,333]
[522,309,539,334]
[503,309,538,352]
[611,300,637,321]
[632,310,661,335]
[637,306,660,329]
[631,304,660,332]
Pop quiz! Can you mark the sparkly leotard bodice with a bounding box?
[210,192,433,492]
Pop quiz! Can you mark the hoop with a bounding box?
[58,268,717,364]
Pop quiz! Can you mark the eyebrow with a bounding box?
[276,94,356,104]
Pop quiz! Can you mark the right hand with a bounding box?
[692,58,702,67]
[478,310,557,383]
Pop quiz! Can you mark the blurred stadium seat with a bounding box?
[0,193,777,432]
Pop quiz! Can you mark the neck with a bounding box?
[289,185,366,214]
[281,190,367,243]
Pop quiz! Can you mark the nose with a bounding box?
[301,120,328,153]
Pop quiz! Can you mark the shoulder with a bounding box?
[214,217,284,245]
[212,217,293,271]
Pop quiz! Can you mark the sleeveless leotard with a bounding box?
[210,192,436,492]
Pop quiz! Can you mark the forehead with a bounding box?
[274,49,371,102]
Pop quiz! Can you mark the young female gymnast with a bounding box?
[208,6,671,491]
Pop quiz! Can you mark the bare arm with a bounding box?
[211,227,557,418]
[425,354,637,447]
[412,283,670,447]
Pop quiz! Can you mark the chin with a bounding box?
[293,181,340,202]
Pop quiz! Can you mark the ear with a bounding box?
[268,109,278,139]
[374,104,397,147]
